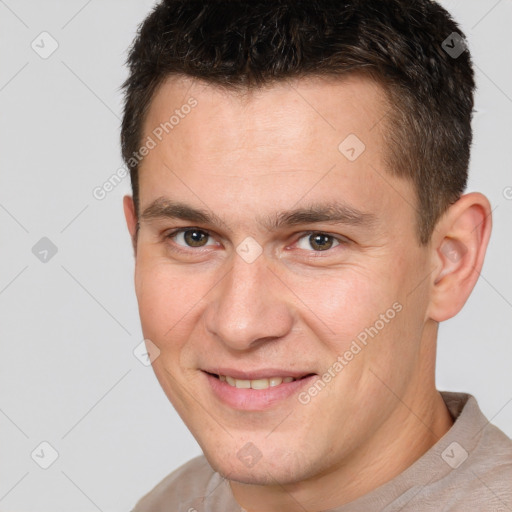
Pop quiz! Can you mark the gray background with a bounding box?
[0,1,511,510]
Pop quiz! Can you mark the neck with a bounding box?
[229,388,454,512]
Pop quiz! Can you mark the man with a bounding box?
[121,0,512,510]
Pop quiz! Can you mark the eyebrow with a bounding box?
[140,197,377,232]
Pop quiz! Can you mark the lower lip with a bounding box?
[203,372,317,411]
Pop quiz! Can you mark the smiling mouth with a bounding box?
[205,371,316,390]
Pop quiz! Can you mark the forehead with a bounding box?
[137,74,415,235]
[143,73,389,157]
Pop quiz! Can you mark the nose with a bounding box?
[203,251,294,351]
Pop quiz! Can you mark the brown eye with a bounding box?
[309,233,334,251]
[185,230,208,247]
[169,228,214,248]
[296,232,341,252]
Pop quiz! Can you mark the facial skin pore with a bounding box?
[123,74,491,512]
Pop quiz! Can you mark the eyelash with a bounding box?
[163,227,349,255]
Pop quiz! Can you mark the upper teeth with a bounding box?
[219,375,296,389]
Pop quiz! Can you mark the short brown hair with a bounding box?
[120,0,475,245]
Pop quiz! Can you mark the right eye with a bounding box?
[164,228,218,249]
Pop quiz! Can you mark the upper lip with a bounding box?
[202,368,316,380]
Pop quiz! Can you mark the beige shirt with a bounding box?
[131,392,512,511]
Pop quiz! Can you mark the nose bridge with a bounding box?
[205,253,293,350]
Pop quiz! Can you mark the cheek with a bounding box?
[289,265,395,344]
[134,258,207,347]
[293,263,419,390]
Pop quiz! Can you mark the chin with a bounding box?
[202,443,315,487]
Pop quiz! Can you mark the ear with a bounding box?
[123,195,138,255]
[426,192,492,322]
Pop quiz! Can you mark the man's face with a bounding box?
[125,74,436,485]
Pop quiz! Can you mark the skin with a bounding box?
[123,74,492,511]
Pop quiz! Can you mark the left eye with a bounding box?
[169,229,216,248]
[296,232,341,252]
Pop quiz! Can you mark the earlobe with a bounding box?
[427,193,492,322]
[123,195,138,255]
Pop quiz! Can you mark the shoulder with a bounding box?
[437,394,512,509]
[462,422,512,493]
[131,455,217,512]
[439,443,512,511]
